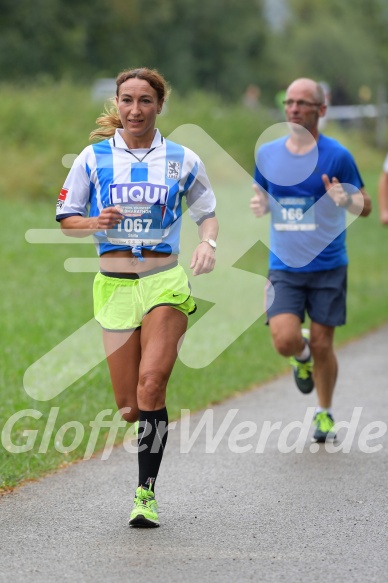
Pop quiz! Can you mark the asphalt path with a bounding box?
[1,325,387,583]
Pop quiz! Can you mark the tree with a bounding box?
[264,0,388,103]
[0,0,268,100]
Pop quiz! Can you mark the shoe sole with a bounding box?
[295,329,314,394]
[311,434,337,443]
[129,514,159,528]
[293,370,314,394]
[296,382,315,395]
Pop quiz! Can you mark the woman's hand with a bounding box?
[96,206,123,230]
[190,241,216,276]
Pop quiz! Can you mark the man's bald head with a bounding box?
[286,78,325,104]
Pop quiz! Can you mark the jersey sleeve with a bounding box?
[185,157,216,225]
[383,153,388,173]
[55,149,92,221]
[253,146,269,192]
[336,148,364,194]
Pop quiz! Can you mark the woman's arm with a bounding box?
[190,216,219,276]
[60,207,123,237]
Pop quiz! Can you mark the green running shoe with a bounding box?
[289,329,314,394]
[129,486,159,528]
[312,411,337,443]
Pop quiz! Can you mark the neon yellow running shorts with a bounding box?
[93,262,197,331]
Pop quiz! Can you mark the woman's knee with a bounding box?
[137,371,167,409]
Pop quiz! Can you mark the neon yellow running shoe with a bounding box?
[289,328,314,394]
[312,411,337,443]
[129,486,159,528]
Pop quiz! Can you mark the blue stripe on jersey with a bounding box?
[149,140,186,255]
[92,140,114,208]
[91,140,114,256]
[89,182,98,215]
[164,139,186,220]
[131,163,148,182]
[183,162,198,192]
[86,162,99,215]
[164,140,185,186]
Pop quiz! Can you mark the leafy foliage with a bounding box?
[0,0,267,100]
[1,0,387,103]
[270,0,388,103]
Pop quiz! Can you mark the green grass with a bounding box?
[1,83,388,491]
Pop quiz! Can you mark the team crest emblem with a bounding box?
[167,160,181,180]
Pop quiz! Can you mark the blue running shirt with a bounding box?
[254,134,364,272]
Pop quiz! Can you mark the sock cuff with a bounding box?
[315,407,333,416]
[139,407,168,423]
[295,342,311,362]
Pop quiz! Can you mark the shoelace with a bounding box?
[134,487,156,505]
[315,413,334,432]
[296,360,313,380]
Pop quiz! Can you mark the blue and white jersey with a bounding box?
[56,129,216,256]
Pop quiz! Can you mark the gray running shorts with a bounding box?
[265,266,347,326]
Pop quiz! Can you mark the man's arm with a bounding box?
[358,187,372,218]
[322,175,371,217]
[344,186,372,218]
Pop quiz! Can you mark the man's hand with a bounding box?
[322,174,350,207]
[250,183,269,217]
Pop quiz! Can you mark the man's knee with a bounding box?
[269,314,303,356]
[310,335,334,360]
[309,324,335,359]
[271,330,299,357]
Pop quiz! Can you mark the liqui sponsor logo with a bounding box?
[110,182,168,205]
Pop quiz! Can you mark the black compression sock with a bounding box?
[137,407,168,493]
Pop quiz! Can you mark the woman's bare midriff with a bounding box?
[99,249,178,273]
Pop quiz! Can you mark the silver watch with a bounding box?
[202,238,217,251]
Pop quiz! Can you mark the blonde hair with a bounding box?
[90,67,170,141]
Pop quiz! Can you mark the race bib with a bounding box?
[105,182,167,245]
[272,196,316,231]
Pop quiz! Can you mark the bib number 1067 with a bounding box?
[117,218,152,233]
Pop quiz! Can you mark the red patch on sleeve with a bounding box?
[58,188,68,201]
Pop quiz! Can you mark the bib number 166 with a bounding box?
[281,207,304,222]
